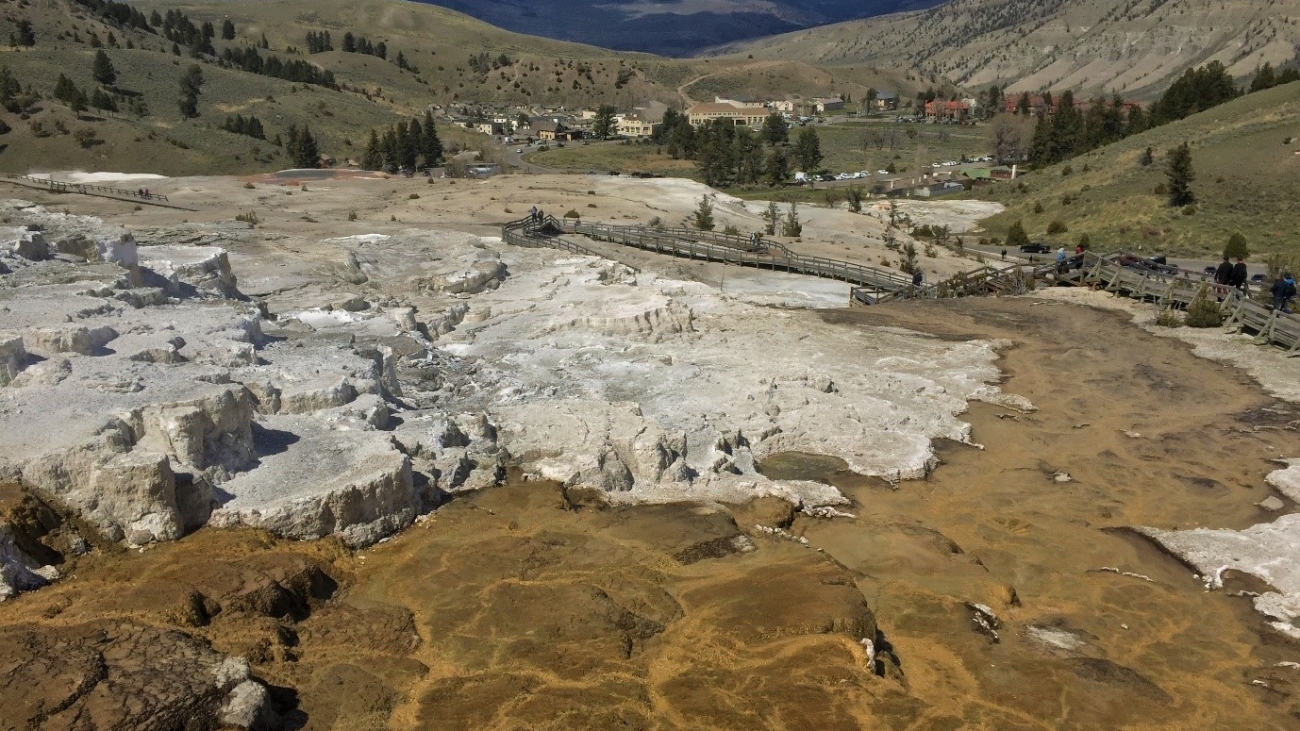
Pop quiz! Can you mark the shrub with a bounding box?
[563,209,581,218]
[1184,285,1223,328]
[586,202,596,208]
[235,211,261,227]
[1181,204,1196,215]
[723,224,740,236]
[409,193,420,200]
[924,243,937,258]
[1154,308,1183,328]
[347,211,358,221]
[1047,220,1069,235]
[1061,165,1072,176]
[1061,194,1072,206]
[1006,221,1029,248]
[1153,183,1167,195]
[1033,201,1044,214]
[1077,233,1091,249]
[1223,232,1249,260]
[243,182,255,189]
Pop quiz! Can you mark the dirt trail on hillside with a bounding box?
[2,298,1298,730]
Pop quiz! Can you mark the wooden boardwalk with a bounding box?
[1039,252,1299,354]
[0,173,189,209]
[502,216,1025,302]
[502,217,1298,352]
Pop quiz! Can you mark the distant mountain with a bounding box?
[714,0,1300,99]
[412,0,941,57]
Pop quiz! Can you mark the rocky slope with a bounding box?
[715,0,1300,98]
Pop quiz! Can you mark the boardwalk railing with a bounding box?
[502,216,1027,304]
[0,173,169,202]
[1036,251,1298,353]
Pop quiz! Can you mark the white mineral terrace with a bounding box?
[0,196,1027,571]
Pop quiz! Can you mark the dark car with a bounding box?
[1252,273,1267,284]
[1020,243,1051,254]
[1118,254,1176,274]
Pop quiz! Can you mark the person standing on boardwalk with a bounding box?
[1230,258,1248,290]
[1214,256,1234,285]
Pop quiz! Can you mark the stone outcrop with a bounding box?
[139,245,240,298]
[11,231,49,261]
[210,419,416,547]
[0,623,275,730]
[0,335,24,386]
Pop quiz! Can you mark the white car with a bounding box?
[837,173,854,180]
[931,162,942,168]
[877,169,889,175]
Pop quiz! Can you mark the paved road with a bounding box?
[502,145,557,174]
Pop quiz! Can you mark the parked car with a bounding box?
[877,170,889,175]
[1020,243,1051,254]
[1252,273,1267,284]
[1118,254,1176,274]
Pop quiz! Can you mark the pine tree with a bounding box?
[342,32,356,53]
[693,195,714,231]
[761,200,780,235]
[178,64,204,119]
[17,20,35,47]
[363,129,383,170]
[376,42,387,61]
[793,128,822,173]
[402,119,420,169]
[1006,220,1030,248]
[221,19,236,41]
[781,202,802,237]
[1223,232,1249,261]
[1166,142,1195,207]
[593,105,617,139]
[1139,146,1154,167]
[765,147,789,186]
[291,125,320,168]
[92,50,116,87]
[762,112,787,146]
[421,111,443,168]
[90,88,117,112]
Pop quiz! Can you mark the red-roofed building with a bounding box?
[924,99,971,121]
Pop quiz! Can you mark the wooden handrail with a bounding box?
[0,173,170,202]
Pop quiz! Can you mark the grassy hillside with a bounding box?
[975,82,1300,258]
[712,0,1300,100]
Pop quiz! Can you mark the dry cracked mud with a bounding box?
[3,296,1299,730]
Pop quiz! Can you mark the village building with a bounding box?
[923,99,972,121]
[868,91,898,112]
[686,100,768,127]
[616,113,659,138]
[813,97,844,113]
